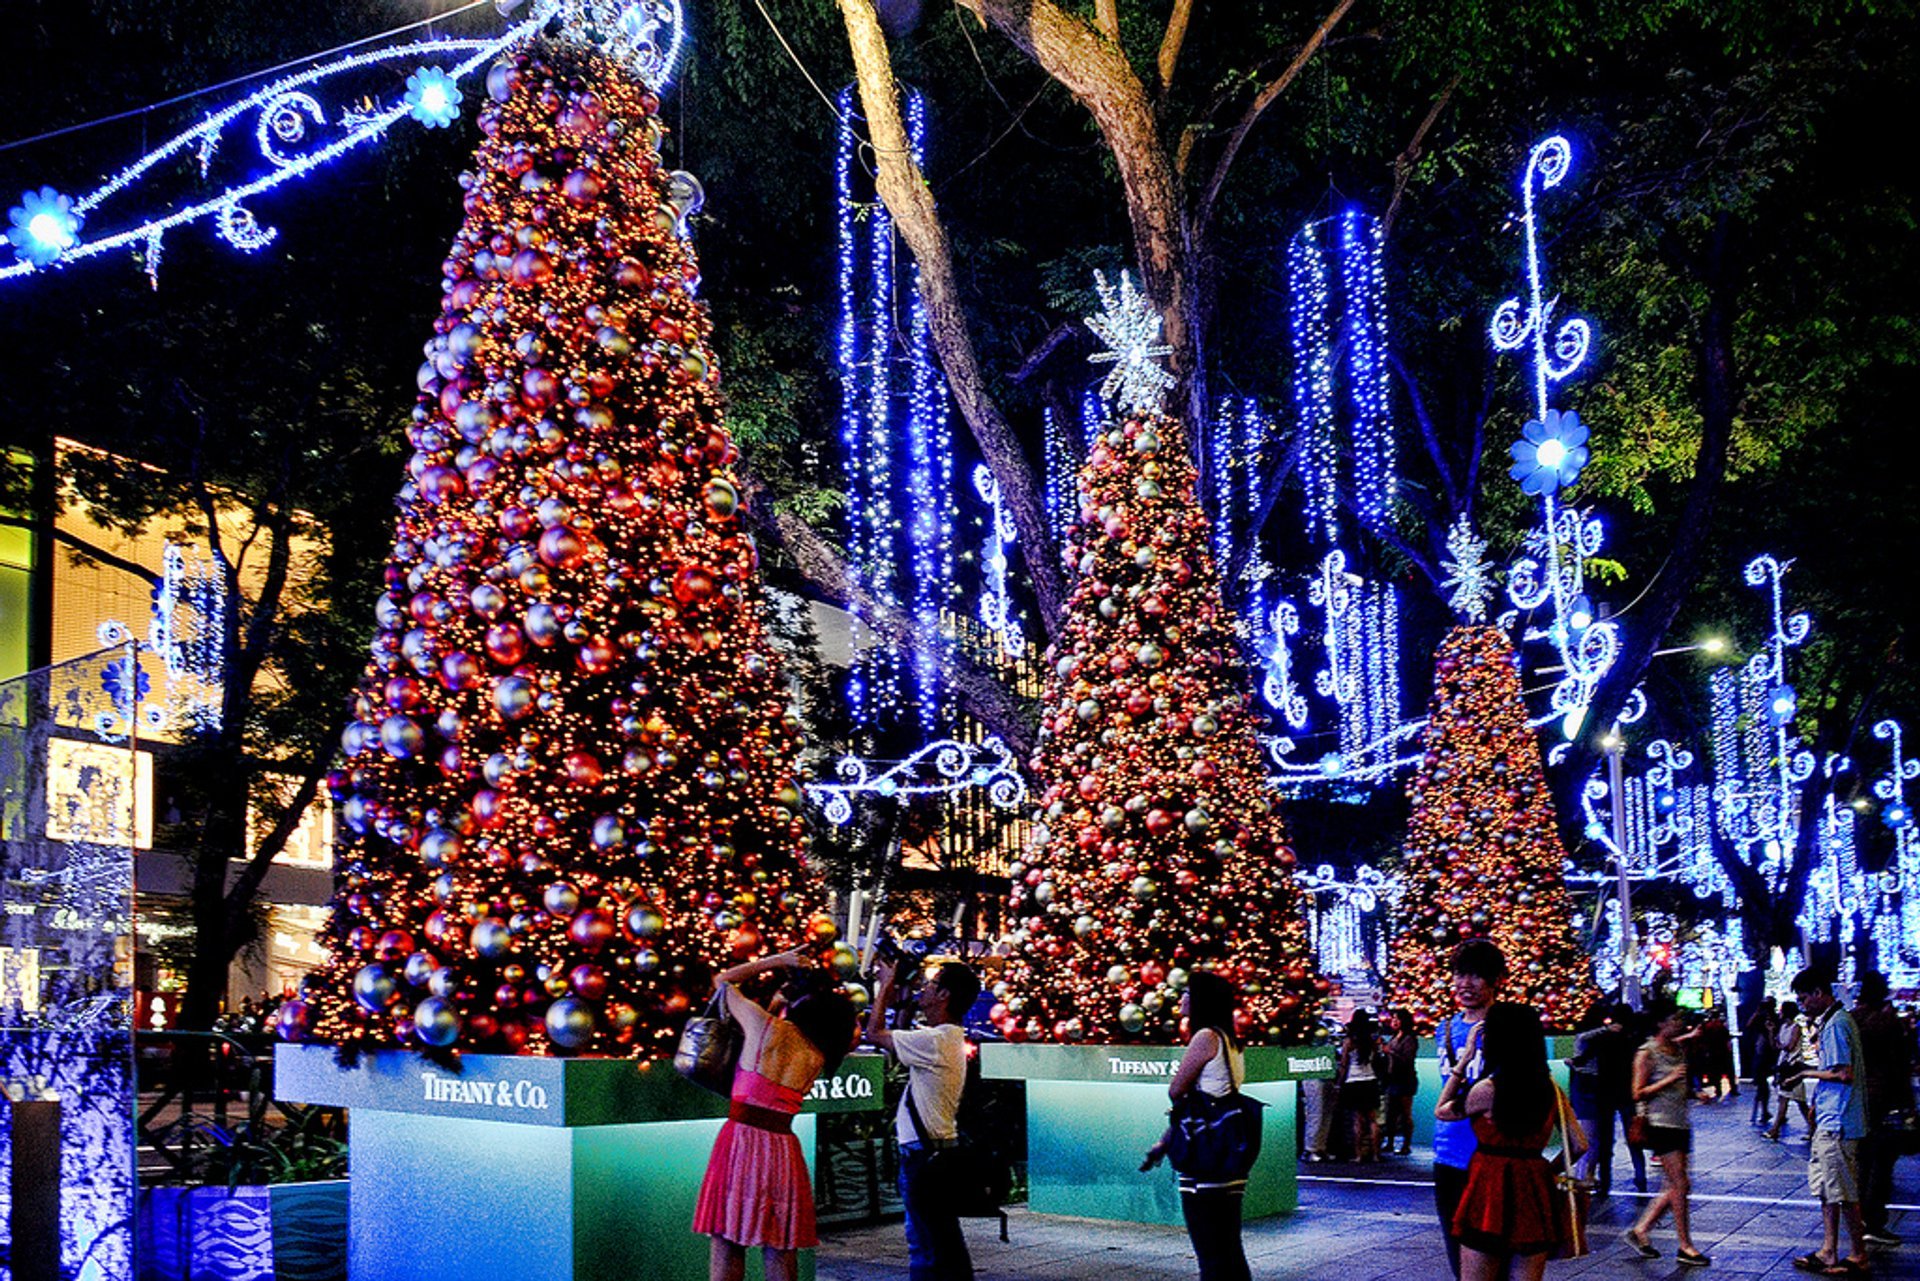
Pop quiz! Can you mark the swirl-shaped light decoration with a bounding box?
[1579,735,1695,880]
[973,464,1022,657]
[805,737,1028,828]
[1261,599,1309,729]
[1293,864,1391,980]
[1869,719,1920,984]
[1,0,685,286]
[1488,135,1616,738]
[1707,555,1814,892]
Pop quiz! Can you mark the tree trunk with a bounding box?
[1563,220,1737,790]
[950,0,1207,490]
[835,0,1067,637]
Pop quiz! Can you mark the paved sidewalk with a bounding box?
[819,1096,1920,1280]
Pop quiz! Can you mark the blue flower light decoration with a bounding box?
[404,67,463,129]
[1884,799,1911,830]
[100,655,152,709]
[1508,407,1590,496]
[6,186,82,266]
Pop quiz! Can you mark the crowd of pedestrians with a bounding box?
[688,941,1915,1281]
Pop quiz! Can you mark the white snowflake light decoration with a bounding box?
[1085,268,1175,415]
[1440,514,1495,622]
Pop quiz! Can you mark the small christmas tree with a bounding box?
[1388,624,1599,1029]
[990,275,1321,1046]
[287,38,823,1060]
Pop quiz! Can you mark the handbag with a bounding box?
[1626,1110,1650,1149]
[673,990,742,1097]
[1163,1041,1266,1183]
[1549,1083,1592,1259]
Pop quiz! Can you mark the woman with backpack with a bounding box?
[1140,970,1252,1281]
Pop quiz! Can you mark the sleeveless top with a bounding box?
[1345,1037,1378,1083]
[1196,1029,1244,1097]
[1639,1039,1691,1129]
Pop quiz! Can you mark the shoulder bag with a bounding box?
[673,989,742,1097]
[1549,1083,1592,1259]
[1163,1038,1266,1183]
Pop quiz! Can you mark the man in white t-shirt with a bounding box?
[867,956,982,1281]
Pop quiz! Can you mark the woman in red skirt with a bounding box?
[693,950,857,1281]
[1436,1001,1563,1281]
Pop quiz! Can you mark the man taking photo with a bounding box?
[866,954,983,1281]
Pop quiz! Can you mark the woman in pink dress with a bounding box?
[694,949,857,1281]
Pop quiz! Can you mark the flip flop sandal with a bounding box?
[1677,1249,1712,1268]
[1793,1255,1831,1273]
[1822,1262,1870,1277]
[1623,1231,1660,1259]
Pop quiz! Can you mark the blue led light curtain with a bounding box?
[1,652,138,1281]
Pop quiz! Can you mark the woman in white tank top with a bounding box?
[1146,971,1252,1281]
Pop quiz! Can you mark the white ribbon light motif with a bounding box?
[1490,136,1617,736]
[806,737,1027,827]
[1,0,684,286]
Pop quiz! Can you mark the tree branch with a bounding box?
[950,0,1206,439]
[836,0,1067,637]
[1157,0,1195,95]
[1222,427,1305,595]
[741,476,1036,760]
[1193,0,1357,244]
[1094,0,1119,44]
[1562,216,1740,789]
[1008,320,1082,384]
[1381,74,1460,236]
[1389,351,1463,517]
[4,519,165,587]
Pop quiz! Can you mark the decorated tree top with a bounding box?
[289,37,825,1062]
[1389,624,1600,1030]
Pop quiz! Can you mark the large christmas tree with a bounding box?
[992,377,1321,1045]
[1388,624,1599,1030]
[286,38,821,1060]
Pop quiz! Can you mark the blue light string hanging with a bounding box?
[1,0,686,287]
[1265,209,1402,782]
[833,84,957,737]
[1488,136,1617,740]
[1798,755,1863,944]
[1870,719,1920,984]
[1288,221,1339,544]
[1578,737,1693,878]
[1042,406,1080,550]
[902,90,958,720]
[1708,554,1814,892]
